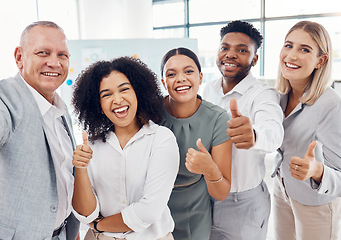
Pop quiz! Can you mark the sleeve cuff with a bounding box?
[310,177,320,190]
[71,197,100,224]
[316,167,330,195]
[121,203,151,232]
[250,125,262,151]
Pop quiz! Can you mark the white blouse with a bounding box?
[73,121,179,239]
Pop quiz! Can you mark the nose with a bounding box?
[112,93,123,104]
[225,49,237,59]
[46,54,61,67]
[286,49,297,61]
[176,72,186,82]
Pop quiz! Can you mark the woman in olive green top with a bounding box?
[160,47,232,240]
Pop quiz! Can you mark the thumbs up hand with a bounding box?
[289,141,324,183]
[230,97,241,118]
[227,98,255,149]
[185,138,216,175]
[72,131,93,168]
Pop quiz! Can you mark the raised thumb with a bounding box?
[197,138,209,154]
[82,131,89,147]
[230,98,241,118]
[305,141,317,158]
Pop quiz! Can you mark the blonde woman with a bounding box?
[273,21,341,240]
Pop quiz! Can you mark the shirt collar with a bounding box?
[217,72,254,96]
[280,92,305,118]
[20,75,66,117]
[107,120,158,149]
[228,72,254,95]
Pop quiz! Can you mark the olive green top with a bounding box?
[161,96,230,186]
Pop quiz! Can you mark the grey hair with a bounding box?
[20,21,64,46]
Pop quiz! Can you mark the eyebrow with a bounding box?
[221,42,249,48]
[166,65,195,72]
[285,40,314,50]
[99,82,131,94]
[184,65,195,69]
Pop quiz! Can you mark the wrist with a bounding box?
[203,162,219,180]
[205,173,223,183]
[204,166,223,183]
[253,129,257,143]
[93,215,104,233]
[312,161,324,183]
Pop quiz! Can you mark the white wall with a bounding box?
[0,0,37,79]
[0,0,153,80]
[78,0,153,39]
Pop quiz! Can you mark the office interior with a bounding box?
[1,1,341,239]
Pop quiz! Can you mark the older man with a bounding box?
[0,21,79,240]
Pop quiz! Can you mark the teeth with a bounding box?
[114,106,128,113]
[286,63,299,69]
[224,63,237,67]
[42,72,59,76]
[176,86,190,91]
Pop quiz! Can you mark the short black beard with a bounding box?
[225,60,254,83]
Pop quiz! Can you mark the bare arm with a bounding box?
[186,139,232,201]
[72,132,97,217]
[89,213,132,233]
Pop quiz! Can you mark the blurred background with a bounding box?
[1,0,341,83]
[1,1,340,239]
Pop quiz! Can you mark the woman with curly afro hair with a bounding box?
[71,56,179,240]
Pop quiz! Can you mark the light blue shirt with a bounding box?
[273,87,341,205]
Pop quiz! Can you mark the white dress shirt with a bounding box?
[201,73,284,192]
[23,79,74,228]
[73,121,179,240]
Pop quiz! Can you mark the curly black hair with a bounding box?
[220,20,263,51]
[72,56,164,143]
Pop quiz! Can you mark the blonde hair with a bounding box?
[277,21,332,105]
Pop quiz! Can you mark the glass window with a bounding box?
[189,22,261,83]
[189,0,261,24]
[189,25,224,83]
[153,0,185,27]
[306,16,341,81]
[37,0,79,39]
[153,28,186,38]
[264,17,341,82]
[266,0,341,18]
[263,19,297,81]
[0,0,37,80]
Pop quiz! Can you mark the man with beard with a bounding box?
[201,20,284,240]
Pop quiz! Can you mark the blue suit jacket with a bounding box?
[0,74,79,239]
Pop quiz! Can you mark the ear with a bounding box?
[199,72,203,85]
[315,54,328,69]
[252,54,259,67]
[14,46,23,69]
[161,78,167,90]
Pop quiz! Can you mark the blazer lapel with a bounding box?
[61,115,76,151]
